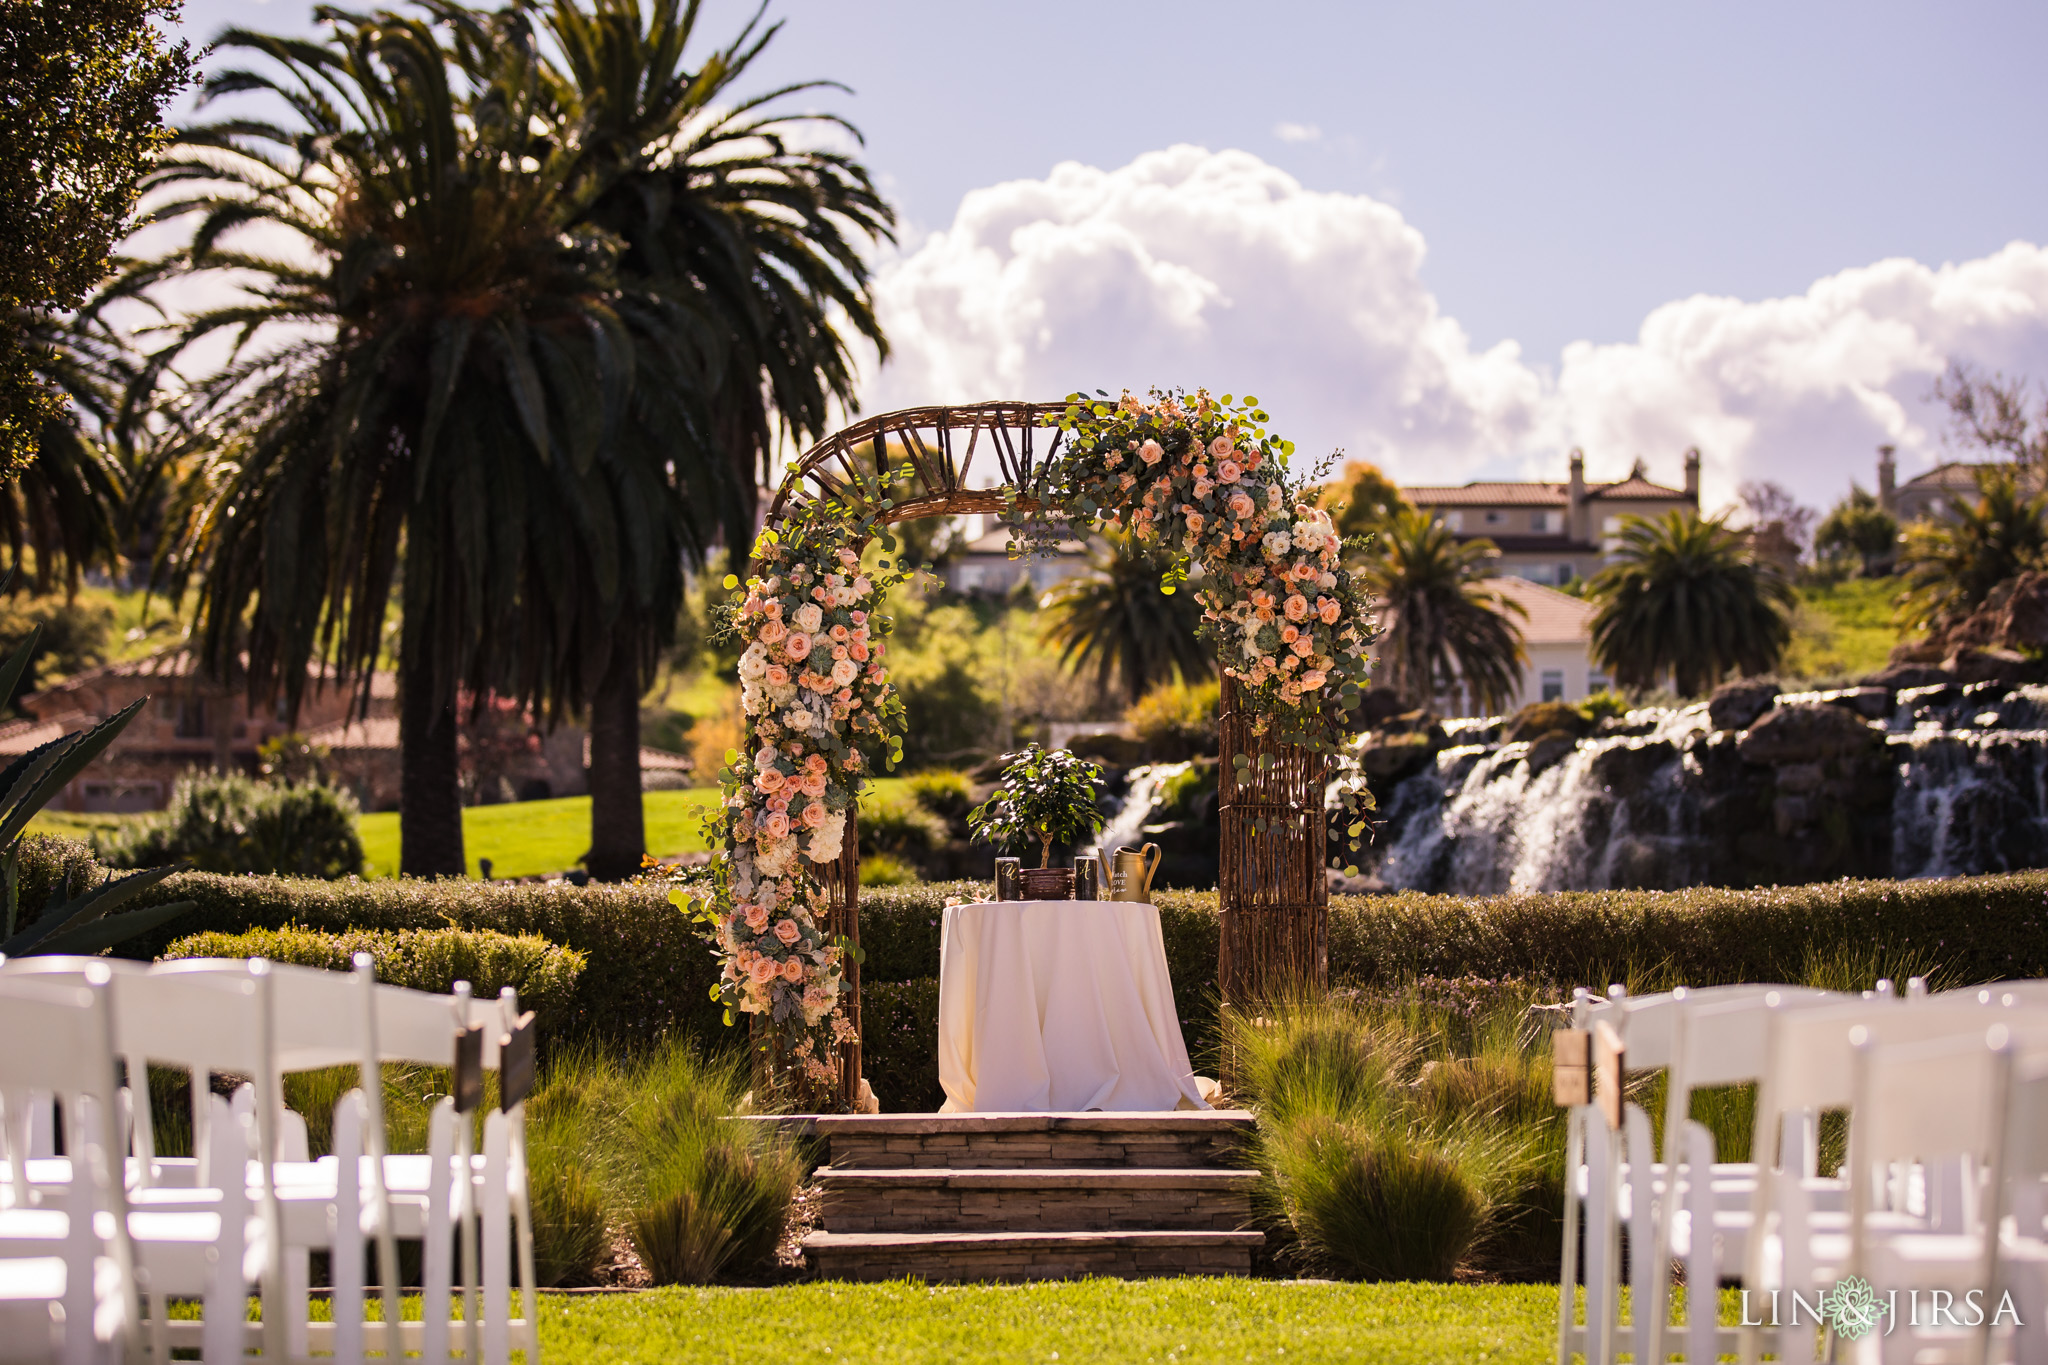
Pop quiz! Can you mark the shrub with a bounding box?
[856,853,918,887]
[903,769,974,827]
[1261,1114,1486,1282]
[896,660,1002,770]
[858,795,948,861]
[860,978,944,1113]
[159,925,585,1030]
[98,772,364,879]
[1125,679,1221,759]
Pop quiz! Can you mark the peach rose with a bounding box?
[801,800,828,829]
[747,958,779,985]
[745,904,770,931]
[1281,625,1299,644]
[1318,597,1341,624]
[1209,435,1234,458]
[1185,511,1205,535]
[837,548,860,568]
[802,770,828,797]
[763,811,790,839]
[850,610,868,626]
[782,957,807,983]
[784,631,812,660]
[805,753,828,773]
[1217,459,1242,484]
[1300,669,1328,689]
[1283,594,1310,622]
[758,620,786,645]
[1139,439,1164,465]
[774,918,802,945]
[754,768,786,793]
[849,641,869,662]
[1229,492,1255,520]
[768,793,790,813]
[764,664,789,687]
[1291,636,1314,658]
[829,624,850,642]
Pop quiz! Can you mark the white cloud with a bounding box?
[1273,122,1321,144]
[859,145,1546,483]
[856,146,2048,514]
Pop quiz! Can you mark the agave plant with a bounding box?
[0,593,190,957]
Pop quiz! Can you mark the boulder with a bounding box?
[1997,571,2048,650]
[1737,702,1881,766]
[1358,731,1438,782]
[1505,700,1592,744]
[1862,663,1953,693]
[1707,678,1779,731]
[1587,738,1678,799]
[1525,733,1579,777]
[1889,638,1947,667]
[1353,688,1418,731]
[1946,646,2044,688]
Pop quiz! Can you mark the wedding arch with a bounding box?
[676,395,1377,1109]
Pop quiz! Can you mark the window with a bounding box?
[1483,509,1505,525]
[1531,510,1553,533]
[1557,563,1576,584]
[1519,563,1557,586]
[174,698,207,739]
[1541,670,1565,702]
[1589,671,1611,694]
[1444,511,1464,532]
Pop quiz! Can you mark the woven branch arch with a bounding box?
[750,402,1331,1109]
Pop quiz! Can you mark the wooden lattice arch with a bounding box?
[757,402,1329,1108]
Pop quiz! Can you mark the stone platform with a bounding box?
[799,1112,1264,1283]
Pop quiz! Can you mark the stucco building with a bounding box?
[1404,449,1701,586]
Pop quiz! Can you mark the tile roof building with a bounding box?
[1403,449,1701,587]
[1876,446,2007,524]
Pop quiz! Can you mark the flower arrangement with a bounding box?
[966,744,1108,869]
[1047,389,1376,744]
[689,389,1378,1109]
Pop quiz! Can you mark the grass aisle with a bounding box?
[540,1280,1557,1364]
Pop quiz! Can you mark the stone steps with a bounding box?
[816,1165,1259,1232]
[800,1112,1264,1282]
[804,1229,1266,1283]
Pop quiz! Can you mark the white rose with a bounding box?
[1262,530,1293,558]
[786,707,815,731]
[794,603,823,634]
[830,658,859,687]
[739,643,769,680]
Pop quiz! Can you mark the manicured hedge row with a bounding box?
[160,926,586,1029]
[22,829,2048,1071]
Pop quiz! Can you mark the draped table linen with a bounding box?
[936,899,1209,1113]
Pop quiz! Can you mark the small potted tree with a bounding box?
[967,744,1107,899]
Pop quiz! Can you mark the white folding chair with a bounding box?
[0,970,138,1365]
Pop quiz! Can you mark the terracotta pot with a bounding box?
[1019,867,1074,900]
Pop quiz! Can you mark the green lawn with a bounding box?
[540,1280,1557,1364]
[357,779,915,879]
[1782,576,1905,683]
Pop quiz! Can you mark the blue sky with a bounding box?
[168,1,2048,507]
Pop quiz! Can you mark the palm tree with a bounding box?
[1586,510,1793,697]
[1357,506,1526,714]
[137,7,723,875]
[1896,467,2048,633]
[1041,531,1213,707]
[532,0,894,878]
[0,310,129,592]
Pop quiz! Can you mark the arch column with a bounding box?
[1216,675,1329,1001]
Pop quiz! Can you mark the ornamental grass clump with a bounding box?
[614,1042,802,1286]
[966,743,1107,868]
[1229,988,1565,1282]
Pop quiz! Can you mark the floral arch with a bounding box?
[678,394,1377,1108]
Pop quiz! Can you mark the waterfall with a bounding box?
[1097,762,1191,861]
[1368,684,2048,892]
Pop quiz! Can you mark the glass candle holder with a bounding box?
[1073,854,1103,901]
[994,857,1021,902]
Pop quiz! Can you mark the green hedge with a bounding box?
[160,926,585,1029]
[27,824,2048,1103]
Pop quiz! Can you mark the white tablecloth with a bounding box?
[936,900,1209,1113]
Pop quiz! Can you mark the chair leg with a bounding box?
[332,1093,366,1365]
[483,1112,509,1365]
[1683,1124,1718,1365]
[1626,1107,1657,1365]
[1558,1106,1586,1364]
[422,1101,455,1365]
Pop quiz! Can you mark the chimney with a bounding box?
[1877,444,1897,514]
[1567,449,1586,541]
[1683,447,1701,503]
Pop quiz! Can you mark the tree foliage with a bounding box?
[1814,485,1900,578]
[0,0,189,477]
[1935,363,2048,477]
[1896,467,2048,633]
[1586,510,1793,698]
[1318,460,1408,540]
[1356,506,1525,714]
[966,743,1107,869]
[1040,530,1213,707]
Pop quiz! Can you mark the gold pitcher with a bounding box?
[1108,844,1162,902]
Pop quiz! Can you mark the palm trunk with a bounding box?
[586,632,646,882]
[397,648,465,878]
